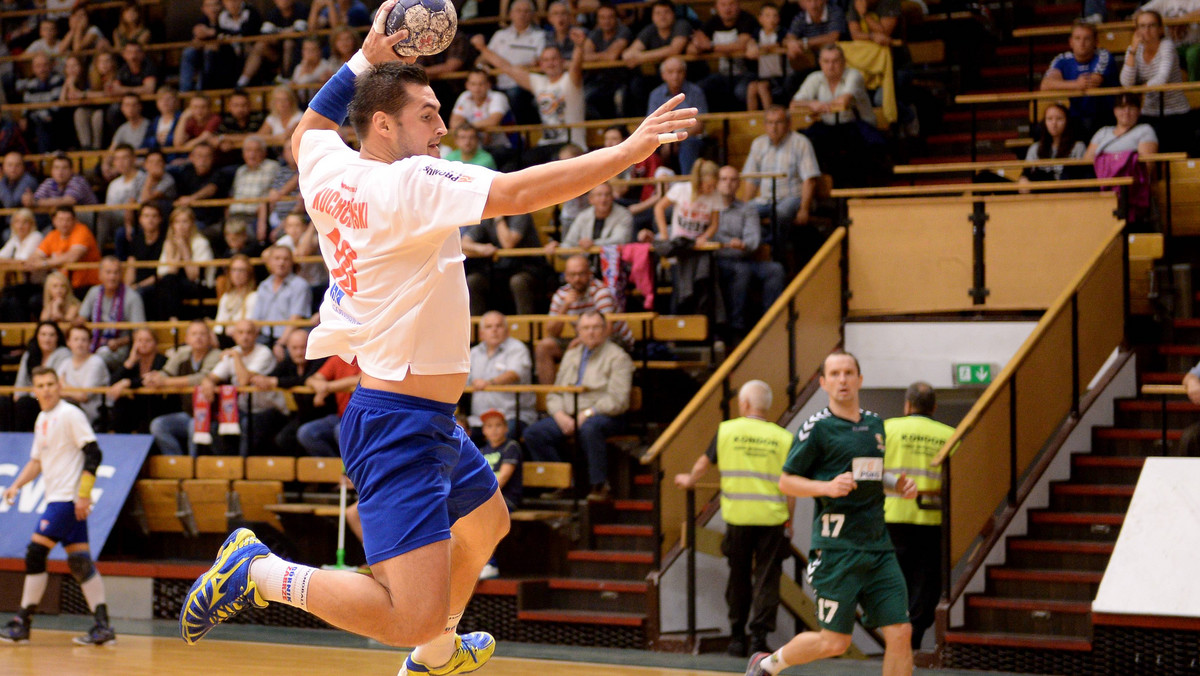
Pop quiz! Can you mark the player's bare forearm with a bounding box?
[779,472,832,498]
[9,459,42,493]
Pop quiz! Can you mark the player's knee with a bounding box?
[67,552,97,584]
[885,622,913,648]
[377,609,445,647]
[25,542,50,575]
[819,631,853,658]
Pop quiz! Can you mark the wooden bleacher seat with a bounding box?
[231,480,285,531]
[133,479,186,534]
[296,457,343,484]
[651,315,708,342]
[1128,233,1163,316]
[1158,159,1200,236]
[148,455,193,480]
[246,456,296,482]
[180,479,232,535]
[195,456,244,480]
[523,461,573,491]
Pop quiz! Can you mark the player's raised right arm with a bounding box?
[482,93,697,218]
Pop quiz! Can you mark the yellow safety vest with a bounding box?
[717,417,793,526]
[883,415,955,526]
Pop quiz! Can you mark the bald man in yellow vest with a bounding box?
[675,380,794,658]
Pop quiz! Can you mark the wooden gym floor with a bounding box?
[2,616,1021,676]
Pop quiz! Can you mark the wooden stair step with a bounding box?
[1052,484,1135,497]
[925,131,1021,144]
[995,43,1066,58]
[988,568,1103,584]
[613,499,654,511]
[593,524,654,537]
[1174,318,1200,328]
[1140,372,1186,384]
[633,474,654,486]
[1094,428,1181,441]
[547,578,648,594]
[567,550,655,564]
[980,65,1037,78]
[943,108,1030,122]
[1158,344,1200,356]
[1029,511,1125,525]
[474,579,520,596]
[517,609,645,627]
[944,631,1093,652]
[1008,539,1115,555]
[908,153,1016,164]
[1117,400,1200,413]
[1073,456,1146,468]
[966,596,1092,614]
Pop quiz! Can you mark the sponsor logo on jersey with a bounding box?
[311,188,369,230]
[422,165,474,183]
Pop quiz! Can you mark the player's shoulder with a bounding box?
[797,407,832,441]
[861,409,882,422]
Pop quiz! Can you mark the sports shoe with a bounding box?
[726,634,747,657]
[749,634,772,655]
[73,624,117,646]
[398,632,495,675]
[744,651,771,676]
[0,618,29,643]
[179,528,270,645]
[477,564,500,580]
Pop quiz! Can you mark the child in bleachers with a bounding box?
[747,3,787,111]
[477,408,523,580]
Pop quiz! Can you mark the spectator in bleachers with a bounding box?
[27,206,101,291]
[328,26,359,70]
[1140,0,1200,81]
[62,6,111,54]
[450,69,512,159]
[219,0,265,89]
[113,41,158,97]
[78,255,146,372]
[468,311,536,436]
[32,155,98,210]
[1021,104,1088,183]
[446,124,498,169]
[110,93,152,149]
[216,216,262,261]
[297,355,360,457]
[73,51,118,150]
[784,0,847,80]
[0,208,43,320]
[291,37,336,87]
[536,254,633,383]
[0,208,42,266]
[157,205,216,298]
[171,143,230,227]
[251,327,324,455]
[180,0,225,92]
[1121,9,1192,153]
[201,318,283,455]
[483,0,547,124]
[462,212,545,316]
[25,19,65,59]
[112,0,151,49]
[525,310,633,501]
[15,53,64,153]
[260,142,301,239]
[622,0,692,116]
[105,327,168,433]
[1084,92,1161,161]
[1040,21,1117,138]
[57,324,110,426]
[39,271,80,323]
[214,254,257,336]
[583,4,633,119]
[99,143,144,248]
[747,3,788,111]
[847,0,901,45]
[655,158,721,242]
[791,43,882,187]
[149,87,183,150]
[478,407,523,516]
[138,150,177,206]
[145,319,222,456]
[229,136,280,222]
[5,321,70,430]
[250,244,311,347]
[308,0,370,29]
[552,182,634,249]
[259,85,302,138]
[59,55,91,144]
[0,152,37,209]
[217,91,266,150]
[649,56,708,174]
[713,165,784,341]
[473,35,587,163]
[741,105,820,232]
[246,0,311,88]
[544,1,580,59]
[177,96,223,151]
[118,203,165,295]
[690,0,759,112]
[274,214,326,293]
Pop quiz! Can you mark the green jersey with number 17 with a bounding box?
[783,408,892,551]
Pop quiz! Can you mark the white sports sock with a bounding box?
[20,573,47,610]
[761,649,790,676]
[79,573,106,611]
[250,554,316,612]
[409,610,464,667]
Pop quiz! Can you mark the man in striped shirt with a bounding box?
[535,254,633,384]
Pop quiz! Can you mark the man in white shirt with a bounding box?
[1,367,116,646]
[741,105,821,228]
[179,12,696,676]
[200,318,281,456]
[483,0,545,123]
[468,311,535,435]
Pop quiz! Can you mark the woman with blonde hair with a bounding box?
[76,50,119,149]
[259,85,302,138]
[1121,9,1191,152]
[214,254,257,337]
[654,158,722,242]
[40,271,81,322]
[112,0,150,48]
[152,206,214,319]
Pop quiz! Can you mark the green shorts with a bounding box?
[805,548,910,634]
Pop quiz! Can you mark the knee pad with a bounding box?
[67,552,96,584]
[25,542,50,575]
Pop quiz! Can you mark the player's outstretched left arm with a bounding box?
[3,459,42,505]
[482,93,698,218]
[290,0,412,161]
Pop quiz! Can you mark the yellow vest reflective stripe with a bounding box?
[883,415,956,526]
[717,417,792,526]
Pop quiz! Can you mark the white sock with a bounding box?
[762,649,790,675]
[79,573,106,611]
[20,573,47,610]
[250,553,316,612]
[409,610,464,667]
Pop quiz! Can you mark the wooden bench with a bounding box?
[147,455,193,480]
[132,478,187,534]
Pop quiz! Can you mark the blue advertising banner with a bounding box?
[0,433,153,560]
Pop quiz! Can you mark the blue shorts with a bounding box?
[37,501,89,545]
[340,386,498,566]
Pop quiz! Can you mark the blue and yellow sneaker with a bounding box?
[179,528,270,644]
[398,632,496,675]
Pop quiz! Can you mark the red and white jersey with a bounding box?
[31,401,96,502]
[297,130,497,380]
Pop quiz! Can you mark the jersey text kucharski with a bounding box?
[311,187,370,231]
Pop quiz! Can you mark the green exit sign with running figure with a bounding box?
[953,363,994,386]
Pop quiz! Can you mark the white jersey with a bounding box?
[297,130,497,380]
[31,401,96,503]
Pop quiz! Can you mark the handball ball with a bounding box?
[384,0,458,57]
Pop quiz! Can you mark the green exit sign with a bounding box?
[954,363,994,386]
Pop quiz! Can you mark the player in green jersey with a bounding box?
[746,351,919,676]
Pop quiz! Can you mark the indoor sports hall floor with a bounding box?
[4,615,1021,675]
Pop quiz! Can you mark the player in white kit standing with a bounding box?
[179,4,697,675]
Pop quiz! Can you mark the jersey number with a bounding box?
[326,228,359,297]
[817,598,840,624]
[820,513,845,538]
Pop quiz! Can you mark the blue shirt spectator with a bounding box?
[251,245,313,345]
[1042,23,1118,124]
[786,0,847,42]
[0,152,37,209]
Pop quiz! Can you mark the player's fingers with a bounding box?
[651,107,699,125]
[373,0,397,33]
[386,27,410,46]
[648,92,686,118]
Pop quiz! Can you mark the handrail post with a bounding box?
[786,299,798,407]
[1070,293,1080,417]
[1008,378,1017,505]
[969,200,989,305]
[940,455,952,601]
[686,486,697,650]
